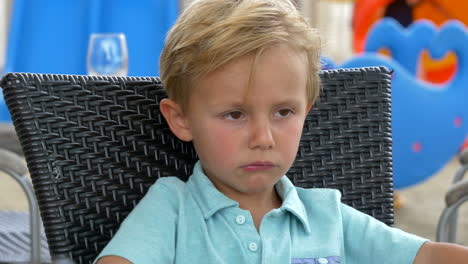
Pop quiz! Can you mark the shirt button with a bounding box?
[236,215,245,225]
[248,242,258,252]
[317,258,328,264]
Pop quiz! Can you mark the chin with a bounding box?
[242,175,280,193]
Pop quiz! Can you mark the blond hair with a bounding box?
[159,0,321,112]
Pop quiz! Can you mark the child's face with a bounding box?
[174,44,310,199]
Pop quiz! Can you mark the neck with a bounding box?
[236,188,282,212]
[201,167,283,230]
[235,188,282,231]
[209,178,283,212]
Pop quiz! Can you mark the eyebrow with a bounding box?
[209,101,245,108]
[273,99,304,107]
[210,99,304,110]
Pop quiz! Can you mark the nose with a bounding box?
[248,118,275,150]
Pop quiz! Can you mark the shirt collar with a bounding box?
[187,161,239,219]
[187,161,310,234]
[275,176,311,234]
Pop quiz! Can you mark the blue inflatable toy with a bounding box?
[364,18,437,75]
[320,56,337,70]
[340,21,468,189]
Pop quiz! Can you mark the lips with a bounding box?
[241,161,275,171]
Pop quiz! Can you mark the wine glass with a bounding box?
[87,33,128,76]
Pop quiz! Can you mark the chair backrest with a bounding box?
[1,67,393,264]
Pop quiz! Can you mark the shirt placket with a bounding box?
[260,209,292,264]
[229,208,262,263]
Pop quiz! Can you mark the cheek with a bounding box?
[195,123,240,160]
[279,120,304,155]
[211,124,239,145]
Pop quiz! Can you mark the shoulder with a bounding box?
[151,176,186,190]
[115,177,186,231]
[295,186,342,206]
[95,177,185,264]
[295,187,377,225]
[294,187,344,225]
[135,177,187,211]
[147,177,186,196]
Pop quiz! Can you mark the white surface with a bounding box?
[0,0,11,72]
[180,0,355,63]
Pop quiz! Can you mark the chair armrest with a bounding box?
[445,179,468,206]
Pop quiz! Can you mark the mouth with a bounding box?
[241,161,275,172]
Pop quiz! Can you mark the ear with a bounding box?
[159,98,193,142]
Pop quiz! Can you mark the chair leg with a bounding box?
[447,210,458,243]
[436,195,468,243]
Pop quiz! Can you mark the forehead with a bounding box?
[191,44,308,104]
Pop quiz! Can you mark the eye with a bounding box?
[224,111,245,120]
[275,108,293,117]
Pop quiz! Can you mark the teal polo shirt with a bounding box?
[95,161,426,264]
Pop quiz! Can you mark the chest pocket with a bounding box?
[291,256,340,264]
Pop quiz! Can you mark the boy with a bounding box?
[96,0,468,263]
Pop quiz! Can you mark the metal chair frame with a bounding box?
[0,149,43,264]
[436,149,468,243]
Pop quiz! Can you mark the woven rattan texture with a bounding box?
[1,67,393,263]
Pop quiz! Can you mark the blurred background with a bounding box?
[0,0,467,260]
[0,1,11,73]
[0,0,356,73]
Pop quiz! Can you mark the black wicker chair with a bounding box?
[1,67,393,264]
